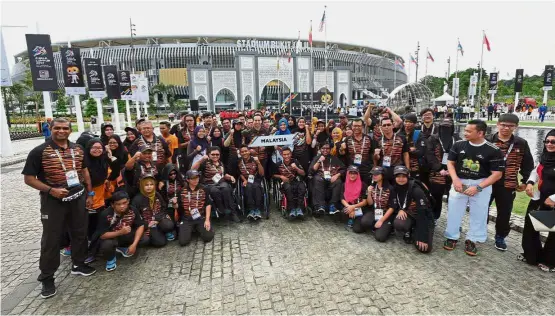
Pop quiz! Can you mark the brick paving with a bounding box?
[1,161,554,315]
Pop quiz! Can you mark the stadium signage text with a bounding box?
[237,40,311,52]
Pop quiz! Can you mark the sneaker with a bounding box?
[296,209,304,218]
[60,247,71,257]
[443,239,458,250]
[254,209,262,220]
[494,235,507,251]
[403,232,413,244]
[166,232,175,241]
[316,207,326,214]
[346,219,354,228]
[289,209,296,218]
[230,212,241,223]
[464,240,478,256]
[40,278,56,299]
[247,210,255,220]
[433,219,438,227]
[329,204,338,215]
[84,255,96,264]
[106,256,117,272]
[70,264,96,277]
[116,247,133,258]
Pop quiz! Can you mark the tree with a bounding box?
[117,100,126,113]
[84,98,97,117]
[55,89,69,115]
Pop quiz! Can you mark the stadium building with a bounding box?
[12,35,408,111]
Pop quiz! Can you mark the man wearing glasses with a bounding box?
[340,118,375,184]
[419,108,438,139]
[486,114,534,251]
[372,117,410,183]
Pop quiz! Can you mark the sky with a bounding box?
[2,0,554,82]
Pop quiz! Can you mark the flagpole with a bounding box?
[454,38,460,106]
[477,30,485,111]
[324,5,328,123]
[408,54,411,83]
[425,48,428,87]
[393,58,397,89]
[310,20,314,119]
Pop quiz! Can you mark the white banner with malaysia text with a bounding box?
[249,134,297,147]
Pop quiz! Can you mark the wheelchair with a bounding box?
[236,176,270,220]
[209,182,241,220]
[272,177,310,219]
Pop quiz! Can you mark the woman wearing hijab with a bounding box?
[210,126,225,151]
[521,130,555,272]
[425,118,460,224]
[224,120,251,179]
[312,120,330,153]
[275,118,291,135]
[327,119,336,135]
[288,116,297,133]
[391,166,434,253]
[187,126,210,168]
[292,117,312,172]
[100,123,114,146]
[341,166,368,228]
[131,174,175,247]
[159,163,184,223]
[123,127,139,152]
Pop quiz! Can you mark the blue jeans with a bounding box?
[539,113,546,122]
[444,178,492,243]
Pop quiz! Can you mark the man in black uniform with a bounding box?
[23,118,97,299]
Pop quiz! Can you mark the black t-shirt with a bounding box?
[448,140,505,179]
[97,206,144,236]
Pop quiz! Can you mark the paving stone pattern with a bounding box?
[2,162,555,315]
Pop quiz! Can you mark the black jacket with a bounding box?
[486,133,534,189]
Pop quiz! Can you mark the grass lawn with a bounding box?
[491,174,533,216]
[485,120,555,128]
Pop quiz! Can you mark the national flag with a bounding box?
[395,58,405,70]
[483,33,491,51]
[283,93,298,104]
[287,50,292,63]
[295,31,301,54]
[457,40,464,56]
[319,7,326,32]
[309,21,313,46]
[427,51,434,62]
[410,54,417,65]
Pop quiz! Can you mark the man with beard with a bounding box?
[486,114,534,251]
[128,121,171,173]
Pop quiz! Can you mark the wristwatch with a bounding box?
[87,191,96,197]
[476,185,483,192]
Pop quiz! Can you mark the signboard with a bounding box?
[468,75,478,96]
[237,39,312,52]
[488,72,498,94]
[249,134,297,147]
[118,70,132,100]
[84,58,106,98]
[25,34,58,91]
[61,47,86,95]
[514,69,524,93]
[452,78,460,98]
[131,74,149,102]
[103,65,120,99]
[0,31,12,87]
[544,65,553,89]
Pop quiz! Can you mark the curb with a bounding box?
[1,156,27,167]
[488,209,547,242]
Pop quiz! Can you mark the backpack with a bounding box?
[408,179,435,208]
[412,130,428,171]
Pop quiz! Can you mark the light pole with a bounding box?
[414,42,420,82]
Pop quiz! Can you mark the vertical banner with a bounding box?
[103,65,120,99]
[452,78,460,98]
[544,65,553,90]
[61,47,86,95]
[468,75,478,96]
[118,70,133,100]
[130,73,149,102]
[25,34,58,91]
[84,58,106,98]
[488,72,498,94]
[1,31,12,87]
[514,69,524,93]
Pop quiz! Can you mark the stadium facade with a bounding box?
[12,35,407,111]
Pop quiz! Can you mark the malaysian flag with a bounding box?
[395,58,405,70]
[457,40,464,56]
[319,7,326,32]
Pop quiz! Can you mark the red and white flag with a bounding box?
[483,33,491,51]
[319,7,326,32]
[427,51,434,62]
[308,21,313,46]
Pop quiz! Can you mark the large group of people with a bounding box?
[22,104,555,299]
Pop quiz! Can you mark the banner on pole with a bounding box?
[544,65,553,90]
[61,48,86,95]
[131,74,149,102]
[84,58,106,98]
[118,70,133,100]
[249,134,297,147]
[514,69,524,93]
[103,65,120,99]
[468,75,478,96]
[0,31,12,87]
[25,34,58,91]
[488,72,498,94]
[452,78,460,98]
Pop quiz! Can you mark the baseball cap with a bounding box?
[404,113,418,123]
[393,165,409,176]
[370,166,385,175]
[185,170,201,179]
[233,119,244,125]
[347,165,360,173]
[139,173,156,181]
[139,145,153,153]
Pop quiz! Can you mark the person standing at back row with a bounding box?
[443,119,504,257]
[22,118,97,299]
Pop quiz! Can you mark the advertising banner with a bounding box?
[131,73,149,102]
[452,78,460,98]
[468,75,478,96]
[544,65,553,90]
[84,58,106,98]
[1,31,12,87]
[103,65,120,99]
[488,72,498,94]
[25,34,58,91]
[61,47,86,95]
[118,70,133,100]
[249,134,297,147]
[514,69,524,93]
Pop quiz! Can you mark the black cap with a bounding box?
[140,173,156,181]
[370,166,385,175]
[233,119,244,125]
[439,119,454,127]
[393,165,409,176]
[136,118,146,126]
[347,165,360,173]
[185,170,201,179]
[124,127,136,133]
[404,113,418,123]
[139,145,153,153]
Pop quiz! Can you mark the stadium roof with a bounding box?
[15,34,405,63]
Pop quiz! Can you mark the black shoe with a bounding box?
[403,232,413,244]
[40,279,57,299]
[230,212,241,223]
[71,264,96,277]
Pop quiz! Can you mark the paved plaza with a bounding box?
[1,161,554,315]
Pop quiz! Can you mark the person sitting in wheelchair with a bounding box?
[238,145,265,221]
[272,147,307,219]
[309,142,346,215]
[191,146,240,223]
[341,165,369,229]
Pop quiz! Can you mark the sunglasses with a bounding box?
[544,140,555,145]
[381,123,392,127]
[210,153,220,156]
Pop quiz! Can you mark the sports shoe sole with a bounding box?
[60,250,71,257]
[84,257,96,264]
[494,244,507,251]
[106,264,117,272]
[40,289,57,299]
[116,248,133,258]
[70,269,97,277]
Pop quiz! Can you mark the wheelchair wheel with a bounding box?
[262,178,270,219]
[236,181,245,217]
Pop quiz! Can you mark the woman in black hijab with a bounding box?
[123,127,139,152]
[425,118,460,224]
[100,123,115,146]
[210,126,225,151]
[288,116,298,133]
[521,129,555,272]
